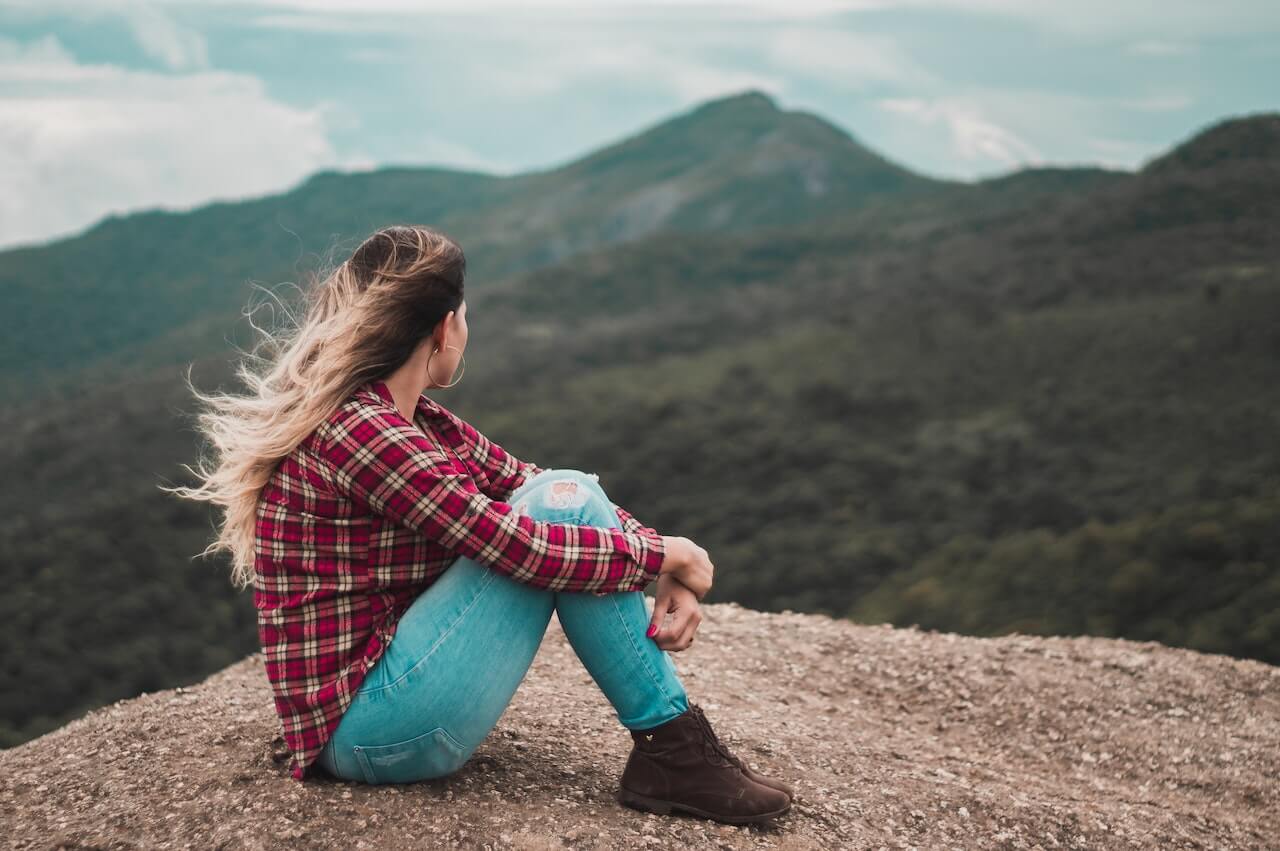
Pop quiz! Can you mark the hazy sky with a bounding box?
[2,0,1277,250]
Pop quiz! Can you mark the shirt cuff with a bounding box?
[627,529,666,592]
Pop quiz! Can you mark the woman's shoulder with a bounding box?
[312,383,464,460]
[309,385,392,452]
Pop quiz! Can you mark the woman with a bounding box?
[170,224,792,825]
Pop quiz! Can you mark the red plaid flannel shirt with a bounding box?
[253,378,666,780]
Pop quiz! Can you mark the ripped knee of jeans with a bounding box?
[512,471,601,516]
[544,477,593,509]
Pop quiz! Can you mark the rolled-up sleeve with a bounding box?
[316,403,665,593]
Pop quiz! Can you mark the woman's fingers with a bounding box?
[654,614,684,650]
[675,608,702,651]
[657,607,702,652]
[646,594,669,639]
[654,609,686,650]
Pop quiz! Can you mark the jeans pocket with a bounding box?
[352,726,468,785]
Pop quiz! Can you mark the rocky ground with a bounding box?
[1,602,1277,850]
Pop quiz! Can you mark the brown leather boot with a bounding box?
[686,703,794,802]
[618,703,791,825]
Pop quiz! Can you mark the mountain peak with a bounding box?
[687,88,780,116]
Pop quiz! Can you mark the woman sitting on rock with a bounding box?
[173,224,793,825]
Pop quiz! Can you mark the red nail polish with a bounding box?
[646,623,657,638]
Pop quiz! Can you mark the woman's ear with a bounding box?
[428,316,449,351]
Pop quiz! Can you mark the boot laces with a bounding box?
[690,704,740,769]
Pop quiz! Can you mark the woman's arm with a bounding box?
[315,403,665,594]
[440,408,544,502]
[444,407,661,542]
[612,501,656,537]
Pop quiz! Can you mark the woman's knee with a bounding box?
[511,468,615,519]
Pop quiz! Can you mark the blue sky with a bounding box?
[1,0,1277,250]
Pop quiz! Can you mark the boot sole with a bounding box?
[618,786,791,825]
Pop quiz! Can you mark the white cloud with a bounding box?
[0,33,358,250]
[252,7,785,104]
[1,0,210,69]
[656,59,783,102]
[180,0,882,15]
[1084,136,1152,168]
[21,0,1278,45]
[873,84,1209,175]
[1122,93,1193,112]
[767,28,934,89]
[0,31,75,64]
[118,1,209,69]
[395,132,517,175]
[236,0,869,33]
[1125,39,1195,57]
[800,0,1280,38]
[344,46,399,63]
[249,12,406,33]
[878,96,1042,170]
[151,0,1280,38]
[464,35,785,104]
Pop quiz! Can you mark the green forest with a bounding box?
[1,91,1277,749]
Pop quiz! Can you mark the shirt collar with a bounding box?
[364,378,443,421]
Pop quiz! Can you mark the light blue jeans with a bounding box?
[317,468,689,785]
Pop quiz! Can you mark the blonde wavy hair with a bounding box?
[160,224,467,590]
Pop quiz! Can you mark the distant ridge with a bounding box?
[1142,111,1280,173]
[0,87,947,391]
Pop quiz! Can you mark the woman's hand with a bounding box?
[646,573,703,652]
[658,535,714,600]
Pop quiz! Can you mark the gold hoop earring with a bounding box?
[427,344,465,389]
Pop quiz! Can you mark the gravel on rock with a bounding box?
[1,602,1277,850]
